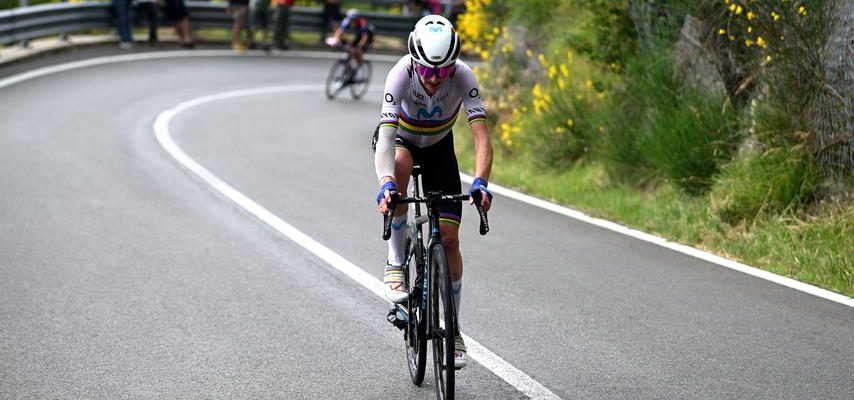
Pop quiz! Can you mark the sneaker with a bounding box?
[383,264,408,303]
[118,41,133,50]
[454,335,467,368]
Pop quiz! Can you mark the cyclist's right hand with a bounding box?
[325,36,341,47]
[377,181,398,214]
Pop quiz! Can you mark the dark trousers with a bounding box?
[273,5,290,48]
[321,3,340,39]
[139,2,159,42]
[112,0,133,43]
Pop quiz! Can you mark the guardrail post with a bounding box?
[18,0,29,49]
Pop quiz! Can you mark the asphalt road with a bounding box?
[1,48,852,400]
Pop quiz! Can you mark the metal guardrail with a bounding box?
[0,2,418,46]
[0,3,110,44]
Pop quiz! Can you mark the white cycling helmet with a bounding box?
[408,15,461,68]
[345,8,360,19]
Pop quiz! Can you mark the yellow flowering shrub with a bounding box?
[510,49,613,168]
[718,0,821,66]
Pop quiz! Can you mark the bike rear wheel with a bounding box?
[404,236,427,385]
[349,60,372,100]
[429,243,455,400]
[325,60,348,100]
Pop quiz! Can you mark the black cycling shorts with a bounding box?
[373,126,463,226]
[351,32,374,52]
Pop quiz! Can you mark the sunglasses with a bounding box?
[414,64,456,79]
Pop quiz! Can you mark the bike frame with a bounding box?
[407,168,458,339]
[383,166,489,399]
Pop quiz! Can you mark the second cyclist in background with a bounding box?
[327,8,375,66]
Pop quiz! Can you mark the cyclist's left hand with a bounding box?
[469,177,492,212]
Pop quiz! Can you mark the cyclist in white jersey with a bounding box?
[374,14,494,369]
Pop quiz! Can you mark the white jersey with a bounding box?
[379,56,487,148]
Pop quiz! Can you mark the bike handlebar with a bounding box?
[382,191,489,240]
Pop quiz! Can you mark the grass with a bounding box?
[453,120,854,297]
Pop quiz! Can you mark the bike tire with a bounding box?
[429,243,455,400]
[405,236,428,385]
[349,60,372,100]
[325,60,348,100]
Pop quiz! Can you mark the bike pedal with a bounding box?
[386,307,406,331]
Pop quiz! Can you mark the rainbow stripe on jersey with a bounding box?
[396,101,463,137]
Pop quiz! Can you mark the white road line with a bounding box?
[154,86,562,400]
[459,174,854,308]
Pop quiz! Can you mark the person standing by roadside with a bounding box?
[425,0,442,15]
[320,0,341,43]
[112,0,134,49]
[228,0,256,51]
[251,0,272,51]
[164,0,195,48]
[272,0,293,50]
[136,0,160,46]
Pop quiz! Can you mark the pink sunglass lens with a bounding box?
[416,65,455,78]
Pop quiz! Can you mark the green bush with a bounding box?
[555,0,637,65]
[711,145,819,224]
[602,49,739,194]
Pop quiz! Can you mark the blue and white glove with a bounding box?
[377,181,398,205]
[469,177,493,202]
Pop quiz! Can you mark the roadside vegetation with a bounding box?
[454,0,853,296]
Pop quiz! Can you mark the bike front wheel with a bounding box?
[429,243,455,400]
[349,60,372,100]
[325,60,348,100]
[404,236,427,385]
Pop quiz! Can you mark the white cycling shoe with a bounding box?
[384,264,409,304]
[454,335,467,369]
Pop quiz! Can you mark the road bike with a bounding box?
[324,44,372,100]
[383,166,489,400]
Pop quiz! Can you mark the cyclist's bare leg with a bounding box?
[392,147,413,216]
[440,222,462,281]
[441,221,467,365]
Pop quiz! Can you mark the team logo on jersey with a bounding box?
[417,106,443,119]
